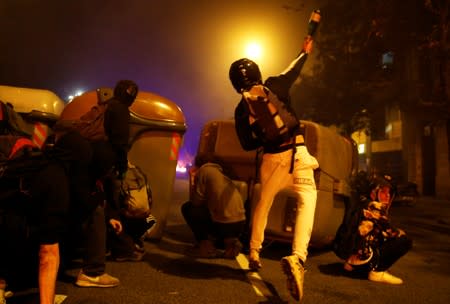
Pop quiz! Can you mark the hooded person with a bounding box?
[103,80,139,180]
[343,173,413,285]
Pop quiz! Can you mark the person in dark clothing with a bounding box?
[54,131,120,288]
[230,35,318,302]
[0,141,71,304]
[56,80,138,287]
[100,80,147,262]
[343,174,413,284]
[30,161,70,304]
[103,80,139,180]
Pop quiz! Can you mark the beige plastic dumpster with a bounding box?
[0,85,65,139]
[128,92,186,240]
[58,89,187,240]
[194,119,357,248]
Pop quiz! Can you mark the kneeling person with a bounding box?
[182,155,246,259]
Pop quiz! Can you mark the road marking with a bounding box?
[235,253,273,298]
[55,294,67,304]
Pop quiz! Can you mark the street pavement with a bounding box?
[6,178,450,304]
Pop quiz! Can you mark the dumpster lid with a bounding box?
[59,89,186,126]
[0,85,65,115]
[130,91,185,124]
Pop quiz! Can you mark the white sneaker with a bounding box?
[280,255,305,302]
[368,270,403,285]
[75,271,120,288]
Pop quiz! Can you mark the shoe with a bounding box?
[248,248,262,271]
[343,262,354,272]
[280,255,305,302]
[75,271,120,288]
[223,238,243,259]
[135,242,146,253]
[368,270,403,285]
[142,214,157,238]
[187,239,217,258]
[114,250,145,262]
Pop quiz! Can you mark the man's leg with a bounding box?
[181,201,213,242]
[216,221,246,259]
[368,235,412,284]
[181,201,217,257]
[291,167,317,263]
[38,243,59,304]
[82,205,107,276]
[250,152,291,270]
[281,146,318,302]
[76,205,119,287]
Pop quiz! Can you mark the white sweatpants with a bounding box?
[249,145,319,262]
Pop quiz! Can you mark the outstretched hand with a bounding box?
[109,219,123,234]
[303,36,314,54]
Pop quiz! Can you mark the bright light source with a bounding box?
[67,89,84,102]
[245,42,262,61]
[358,144,365,154]
[176,164,187,173]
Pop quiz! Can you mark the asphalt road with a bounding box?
[7,178,450,304]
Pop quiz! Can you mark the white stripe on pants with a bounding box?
[249,145,318,262]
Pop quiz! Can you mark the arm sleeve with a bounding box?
[105,103,130,174]
[265,52,309,104]
[234,100,262,151]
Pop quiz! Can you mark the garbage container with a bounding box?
[128,91,186,240]
[194,119,357,248]
[0,85,65,139]
[58,89,187,240]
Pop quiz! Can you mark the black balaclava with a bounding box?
[113,80,139,106]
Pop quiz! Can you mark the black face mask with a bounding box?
[113,80,138,106]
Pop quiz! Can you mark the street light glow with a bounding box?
[245,42,262,61]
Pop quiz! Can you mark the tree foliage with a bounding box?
[289,0,446,135]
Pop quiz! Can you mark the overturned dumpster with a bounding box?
[59,89,187,240]
[193,119,358,248]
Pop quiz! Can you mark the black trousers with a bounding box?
[181,201,245,243]
[371,235,413,271]
[81,205,107,276]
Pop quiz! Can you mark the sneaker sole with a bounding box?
[75,281,119,288]
[280,258,301,301]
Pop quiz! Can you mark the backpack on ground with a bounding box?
[242,84,299,147]
[119,162,153,219]
[54,87,113,142]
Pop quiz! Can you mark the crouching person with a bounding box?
[104,162,157,262]
[182,154,246,259]
[343,174,413,284]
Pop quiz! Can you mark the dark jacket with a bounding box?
[104,98,130,176]
[234,52,308,152]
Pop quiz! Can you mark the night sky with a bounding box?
[0,0,318,159]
